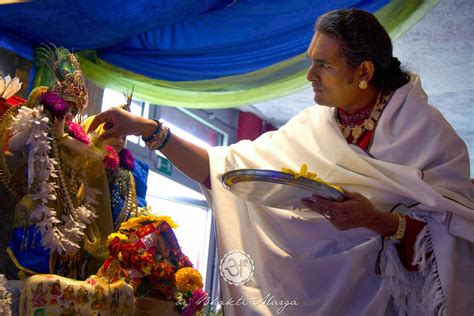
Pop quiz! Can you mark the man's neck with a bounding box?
[340,88,378,114]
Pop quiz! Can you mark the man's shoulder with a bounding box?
[396,75,456,133]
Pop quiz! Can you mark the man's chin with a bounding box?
[314,95,334,108]
[313,94,325,105]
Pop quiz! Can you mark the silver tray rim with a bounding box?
[221,168,345,202]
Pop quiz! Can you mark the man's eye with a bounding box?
[319,63,328,69]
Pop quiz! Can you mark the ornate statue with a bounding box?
[82,91,149,231]
[0,45,114,279]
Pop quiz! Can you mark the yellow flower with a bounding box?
[281,164,344,193]
[154,215,178,229]
[175,267,203,292]
[119,214,178,231]
[107,232,129,243]
[282,164,315,179]
[119,216,144,230]
[142,265,152,275]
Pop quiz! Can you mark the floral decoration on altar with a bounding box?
[0,275,13,316]
[99,214,208,315]
[9,97,100,256]
[0,75,22,101]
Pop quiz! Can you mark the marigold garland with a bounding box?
[175,267,203,293]
[102,214,206,315]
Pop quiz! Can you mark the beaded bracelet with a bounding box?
[142,120,161,142]
[384,213,407,242]
[158,128,171,150]
[144,120,171,151]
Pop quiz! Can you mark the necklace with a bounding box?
[336,92,386,143]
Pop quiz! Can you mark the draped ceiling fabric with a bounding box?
[0,0,438,108]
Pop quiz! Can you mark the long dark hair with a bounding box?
[315,9,409,93]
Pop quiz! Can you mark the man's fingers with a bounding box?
[343,190,364,201]
[310,195,334,207]
[99,126,120,141]
[87,112,108,133]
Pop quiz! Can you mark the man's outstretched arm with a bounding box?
[88,107,210,184]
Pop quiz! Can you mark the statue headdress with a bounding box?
[121,86,134,112]
[36,44,88,112]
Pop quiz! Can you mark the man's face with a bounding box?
[306,32,359,108]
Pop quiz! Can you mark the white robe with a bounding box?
[205,75,474,315]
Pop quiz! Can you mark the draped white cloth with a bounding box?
[204,75,474,315]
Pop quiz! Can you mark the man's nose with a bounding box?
[306,65,318,82]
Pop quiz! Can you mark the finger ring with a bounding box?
[323,209,333,219]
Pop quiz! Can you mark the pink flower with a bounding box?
[39,91,68,119]
[182,289,208,315]
[65,121,90,144]
[119,148,135,171]
[104,146,119,170]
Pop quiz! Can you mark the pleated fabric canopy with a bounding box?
[0,0,438,108]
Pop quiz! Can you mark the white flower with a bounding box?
[84,187,101,206]
[0,75,22,100]
[30,205,46,221]
[0,275,6,287]
[77,207,96,225]
[16,102,96,256]
[10,106,34,134]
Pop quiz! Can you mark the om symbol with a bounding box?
[219,250,255,286]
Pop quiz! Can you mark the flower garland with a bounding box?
[10,101,98,255]
[39,91,68,119]
[65,120,90,144]
[102,214,208,315]
[119,148,135,171]
[0,275,12,316]
[104,145,120,170]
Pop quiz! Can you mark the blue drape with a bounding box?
[0,0,229,50]
[99,0,388,80]
[0,0,388,81]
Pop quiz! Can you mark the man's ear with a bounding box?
[358,60,375,82]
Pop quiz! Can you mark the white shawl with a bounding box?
[205,75,474,315]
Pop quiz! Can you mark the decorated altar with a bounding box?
[0,46,208,315]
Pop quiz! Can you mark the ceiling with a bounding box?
[244,0,474,173]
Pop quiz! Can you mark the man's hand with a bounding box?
[301,191,399,235]
[87,107,154,141]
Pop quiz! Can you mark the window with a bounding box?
[145,171,212,283]
[101,88,237,299]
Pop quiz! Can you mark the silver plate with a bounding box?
[221,169,345,210]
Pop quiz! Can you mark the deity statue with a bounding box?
[0,46,114,279]
[82,92,149,231]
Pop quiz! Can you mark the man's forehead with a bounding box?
[307,32,341,60]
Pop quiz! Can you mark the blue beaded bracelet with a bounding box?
[141,120,161,142]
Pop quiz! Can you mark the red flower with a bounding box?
[104,145,119,169]
[66,120,90,144]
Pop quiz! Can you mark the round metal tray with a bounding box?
[221,169,345,210]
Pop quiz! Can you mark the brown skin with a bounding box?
[307,32,378,113]
[305,32,399,235]
[86,108,210,184]
[87,32,399,237]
